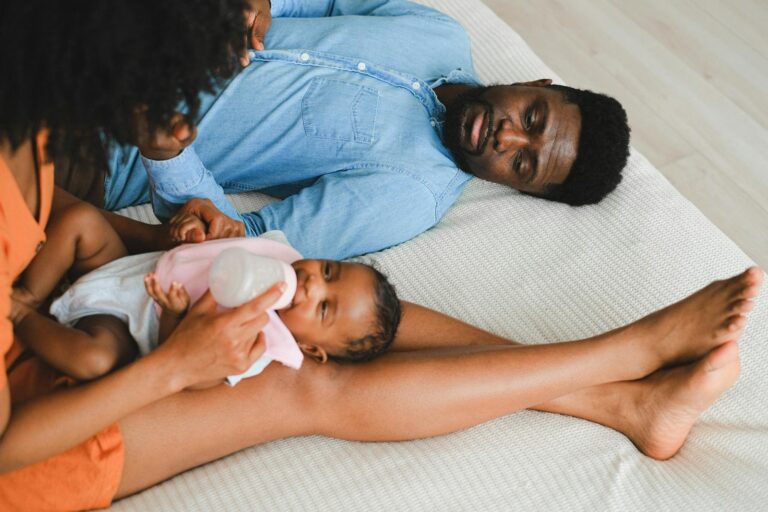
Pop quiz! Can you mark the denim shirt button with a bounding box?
[300,52,310,62]
[430,120,436,127]
[357,62,367,71]
[411,81,421,90]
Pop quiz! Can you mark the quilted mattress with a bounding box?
[110,1,768,509]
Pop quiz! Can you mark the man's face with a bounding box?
[444,82,581,195]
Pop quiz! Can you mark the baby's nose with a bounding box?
[306,273,326,299]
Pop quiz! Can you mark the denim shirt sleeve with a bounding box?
[272,0,449,19]
[141,146,244,223]
[142,147,440,260]
[242,168,440,260]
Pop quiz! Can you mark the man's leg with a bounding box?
[115,267,761,496]
[396,269,760,368]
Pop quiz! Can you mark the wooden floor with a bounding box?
[482,0,768,268]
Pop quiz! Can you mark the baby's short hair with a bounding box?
[331,264,401,363]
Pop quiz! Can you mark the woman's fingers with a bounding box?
[225,282,285,325]
[160,284,278,386]
[250,7,272,51]
[248,333,267,362]
[135,111,197,160]
[240,0,272,66]
[187,289,219,315]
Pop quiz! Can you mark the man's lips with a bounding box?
[463,103,490,154]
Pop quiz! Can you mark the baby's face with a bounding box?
[277,259,377,358]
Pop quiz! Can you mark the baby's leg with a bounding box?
[13,308,137,381]
[18,193,127,306]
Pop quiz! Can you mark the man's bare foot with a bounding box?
[632,267,762,370]
[625,341,740,460]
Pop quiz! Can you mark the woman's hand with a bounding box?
[240,0,273,66]
[174,198,245,242]
[155,283,284,389]
[134,111,197,161]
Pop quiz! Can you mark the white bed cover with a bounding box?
[111,1,768,509]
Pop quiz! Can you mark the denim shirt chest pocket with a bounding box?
[302,78,379,144]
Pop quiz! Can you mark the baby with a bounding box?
[11,194,401,386]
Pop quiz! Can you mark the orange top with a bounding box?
[0,132,54,388]
[0,135,124,511]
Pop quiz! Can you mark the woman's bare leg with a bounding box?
[116,268,761,496]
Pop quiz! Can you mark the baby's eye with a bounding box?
[323,262,332,280]
[321,300,328,319]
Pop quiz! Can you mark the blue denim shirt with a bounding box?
[105,0,479,259]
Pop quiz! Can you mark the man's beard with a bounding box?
[443,86,492,173]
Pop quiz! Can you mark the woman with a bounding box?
[0,0,762,509]
[0,0,277,509]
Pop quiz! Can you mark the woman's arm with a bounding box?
[392,301,514,351]
[0,287,282,473]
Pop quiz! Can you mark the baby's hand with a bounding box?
[169,212,206,244]
[144,273,190,315]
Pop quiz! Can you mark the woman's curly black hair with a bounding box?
[0,0,247,165]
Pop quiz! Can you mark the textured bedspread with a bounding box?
[111,1,768,509]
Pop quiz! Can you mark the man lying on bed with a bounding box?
[96,0,630,260]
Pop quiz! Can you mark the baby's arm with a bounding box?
[144,273,190,344]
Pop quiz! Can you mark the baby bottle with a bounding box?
[209,247,297,309]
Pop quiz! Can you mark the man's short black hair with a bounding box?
[332,265,401,363]
[539,85,631,206]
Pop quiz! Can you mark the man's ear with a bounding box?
[515,78,553,87]
[298,343,329,364]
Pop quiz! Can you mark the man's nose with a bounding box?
[494,119,529,152]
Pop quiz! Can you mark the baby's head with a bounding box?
[277,259,401,363]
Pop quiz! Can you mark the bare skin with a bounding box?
[4,140,763,497]
[11,190,141,380]
[0,140,282,472]
[114,268,762,496]
[15,189,128,309]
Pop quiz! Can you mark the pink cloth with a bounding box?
[154,237,304,371]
